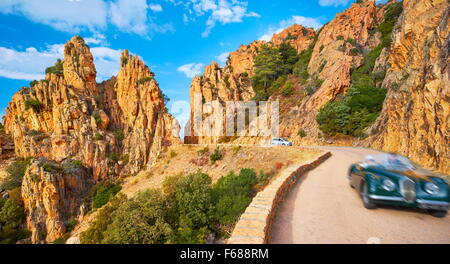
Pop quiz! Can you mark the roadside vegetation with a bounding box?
[91,182,122,209]
[80,168,267,244]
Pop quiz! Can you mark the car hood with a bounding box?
[368,167,436,183]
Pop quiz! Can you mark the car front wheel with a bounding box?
[361,182,377,209]
[428,210,448,218]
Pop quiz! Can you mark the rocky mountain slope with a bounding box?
[369,0,449,174]
[2,36,180,243]
[184,0,448,174]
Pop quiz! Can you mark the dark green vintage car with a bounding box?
[348,154,449,217]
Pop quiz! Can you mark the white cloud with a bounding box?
[0,0,108,33]
[259,28,284,42]
[259,16,323,41]
[84,33,108,46]
[0,42,122,82]
[90,47,122,80]
[318,0,350,7]
[180,0,259,37]
[177,63,204,78]
[0,44,64,81]
[0,0,171,37]
[149,3,163,12]
[109,0,150,36]
[216,52,230,65]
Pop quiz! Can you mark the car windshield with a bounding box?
[362,154,416,171]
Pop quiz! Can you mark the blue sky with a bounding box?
[0,0,385,125]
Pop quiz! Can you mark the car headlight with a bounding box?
[424,182,439,195]
[381,179,396,192]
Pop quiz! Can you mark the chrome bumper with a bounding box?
[368,195,449,210]
[417,199,450,211]
[369,195,404,202]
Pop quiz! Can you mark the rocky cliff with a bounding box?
[184,0,448,173]
[369,0,449,174]
[184,24,319,144]
[3,36,180,243]
[271,24,316,53]
[184,41,264,144]
[21,158,93,243]
[185,0,382,144]
[278,0,382,142]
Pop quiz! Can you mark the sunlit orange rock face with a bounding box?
[370,0,449,174]
[271,24,316,53]
[3,36,180,243]
[184,42,262,144]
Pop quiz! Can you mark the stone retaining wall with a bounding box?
[227,151,332,244]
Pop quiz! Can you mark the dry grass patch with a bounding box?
[121,145,322,198]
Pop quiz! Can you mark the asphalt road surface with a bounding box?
[270,147,450,244]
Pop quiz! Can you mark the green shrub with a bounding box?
[45,59,64,75]
[0,192,30,244]
[336,35,344,40]
[345,38,356,46]
[316,84,386,137]
[102,189,173,244]
[212,169,256,225]
[280,80,294,96]
[114,130,124,142]
[91,183,122,209]
[377,2,403,47]
[121,57,128,67]
[52,236,67,244]
[268,75,287,95]
[81,169,262,244]
[164,172,215,244]
[92,111,102,125]
[284,32,297,41]
[138,77,153,85]
[30,80,38,87]
[298,129,307,138]
[26,130,41,137]
[210,148,223,163]
[65,219,78,233]
[108,153,118,163]
[93,133,104,141]
[80,194,127,244]
[24,99,43,112]
[42,162,60,173]
[71,160,83,167]
[1,158,31,191]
